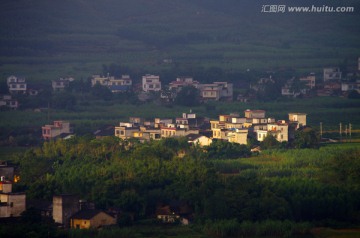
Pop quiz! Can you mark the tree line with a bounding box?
[12,136,360,227]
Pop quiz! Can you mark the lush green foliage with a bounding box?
[13,137,360,227]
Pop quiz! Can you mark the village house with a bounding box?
[160,126,199,138]
[323,67,342,81]
[52,77,73,91]
[341,80,360,93]
[186,134,212,147]
[244,109,266,119]
[7,75,27,94]
[91,74,132,93]
[42,121,73,140]
[168,77,200,92]
[156,201,192,225]
[114,123,140,140]
[267,121,289,142]
[142,74,161,92]
[288,113,307,128]
[300,73,316,89]
[70,210,116,229]
[281,78,307,97]
[198,82,233,101]
[250,77,275,92]
[53,194,80,227]
[227,129,248,145]
[0,95,18,110]
[53,194,116,229]
[0,164,26,218]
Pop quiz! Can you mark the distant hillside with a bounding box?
[0,0,359,80]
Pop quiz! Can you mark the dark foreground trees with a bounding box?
[12,137,360,229]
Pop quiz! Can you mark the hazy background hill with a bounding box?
[0,0,360,81]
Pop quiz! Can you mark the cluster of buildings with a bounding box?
[111,110,306,147]
[0,161,117,228]
[91,74,234,102]
[3,57,360,109]
[278,65,360,98]
[41,109,307,147]
[0,75,75,110]
[0,161,190,228]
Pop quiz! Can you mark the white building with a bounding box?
[142,74,161,92]
[91,75,132,93]
[198,82,233,101]
[7,75,27,94]
[323,68,342,81]
[0,95,18,110]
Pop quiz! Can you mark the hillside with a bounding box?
[0,0,360,81]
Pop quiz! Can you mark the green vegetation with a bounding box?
[0,0,360,80]
[4,137,359,237]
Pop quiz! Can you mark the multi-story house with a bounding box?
[0,167,26,218]
[198,82,233,101]
[323,68,342,82]
[91,75,132,93]
[300,73,316,89]
[53,194,80,228]
[42,121,73,140]
[7,75,27,94]
[288,113,307,127]
[0,95,18,110]
[227,129,248,145]
[114,123,140,140]
[160,126,199,138]
[52,77,73,91]
[244,109,266,119]
[168,77,200,92]
[142,74,161,92]
[267,121,289,142]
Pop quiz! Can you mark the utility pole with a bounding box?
[349,123,352,142]
[339,123,342,142]
[320,122,323,140]
[345,125,348,142]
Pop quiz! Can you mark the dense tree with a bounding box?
[348,90,360,99]
[13,136,360,226]
[91,84,113,101]
[260,134,280,150]
[205,140,251,159]
[51,91,77,110]
[294,127,319,149]
[174,85,200,107]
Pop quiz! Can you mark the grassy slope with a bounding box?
[0,0,359,81]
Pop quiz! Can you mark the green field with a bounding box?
[1,97,359,132]
[0,0,360,81]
